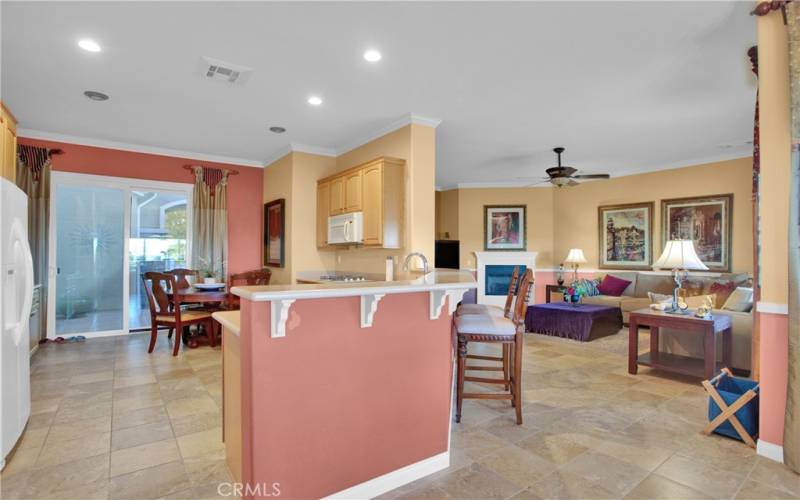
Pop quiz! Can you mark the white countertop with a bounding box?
[212,310,241,336]
[232,269,476,302]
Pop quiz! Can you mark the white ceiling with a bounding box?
[1,1,756,188]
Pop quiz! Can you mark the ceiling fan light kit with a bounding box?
[542,147,611,188]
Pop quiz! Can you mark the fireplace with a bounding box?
[475,251,538,307]
[485,265,526,296]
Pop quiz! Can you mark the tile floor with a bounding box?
[1,329,798,500]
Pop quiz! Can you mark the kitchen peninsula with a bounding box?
[213,270,476,499]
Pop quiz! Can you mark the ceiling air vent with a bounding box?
[199,56,252,84]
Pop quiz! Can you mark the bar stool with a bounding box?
[456,266,520,387]
[454,269,533,425]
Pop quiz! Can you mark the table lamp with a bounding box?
[653,240,709,313]
[564,248,587,282]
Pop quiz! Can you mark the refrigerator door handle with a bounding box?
[9,221,34,345]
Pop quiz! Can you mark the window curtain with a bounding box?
[786,0,800,473]
[191,166,229,280]
[15,145,51,346]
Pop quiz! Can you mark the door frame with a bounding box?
[47,171,193,339]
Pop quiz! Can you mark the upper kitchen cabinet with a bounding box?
[329,177,345,215]
[343,169,362,213]
[1,102,18,184]
[316,156,405,249]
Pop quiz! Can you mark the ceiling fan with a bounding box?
[533,147,611,187]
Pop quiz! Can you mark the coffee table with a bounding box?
[525,303,622,342]
[628,308,732,379]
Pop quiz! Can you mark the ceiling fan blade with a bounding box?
[573,174,610,179]
[525,179,552,187]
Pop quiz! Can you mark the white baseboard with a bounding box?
[323,451,450,500]
[757,439,784,463]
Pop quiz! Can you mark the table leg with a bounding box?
[650,326,660,363]
[628,318,639,375]
[704,327,716,380]
[722,327,732,369]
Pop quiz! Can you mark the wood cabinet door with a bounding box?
[0,118,6,181]
[344,170,362,213]
[329,177,345,215]
[3,125,15,183]
[316,182,330,247]
[361,163,383,245]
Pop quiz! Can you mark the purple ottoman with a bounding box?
[525,303,622,342]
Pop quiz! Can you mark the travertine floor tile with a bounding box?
[623,473,711,499]
[110,437,181,477]
[109,460,191,500]
[655,454,746,500]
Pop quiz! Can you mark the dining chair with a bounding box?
[456,266,520,387]
[166,268,199,289]
[225,269,272,310]
[142,272,215,356]
[454,269,533,425]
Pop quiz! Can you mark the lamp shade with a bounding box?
[564,248,587,264]
[653,240,709,271]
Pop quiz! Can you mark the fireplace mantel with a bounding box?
[475,251,538,306]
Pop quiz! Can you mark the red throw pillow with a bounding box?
[597,274,632,296]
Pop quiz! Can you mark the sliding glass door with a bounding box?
[48,172,192,338]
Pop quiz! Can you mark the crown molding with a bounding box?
[290,143,337,157]
[452,181,552,189]
[335,113,442,157]
[17,128,265,168]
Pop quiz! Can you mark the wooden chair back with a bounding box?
[511,269,534,329]
[226,269,272,310]
[166,268,199,290]
[503,266,521,318]
[142,272,176,319]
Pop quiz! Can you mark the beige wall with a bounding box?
[454,187,555,269]
[334,124,436,274]
[553,157,754,273]
[263,153,294,284]
[437,157,753,274]
[758,12,792,304]
[436,189,459,239]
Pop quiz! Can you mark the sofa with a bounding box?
[576,271,753,372]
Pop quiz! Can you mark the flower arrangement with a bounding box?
[563,287,582,306]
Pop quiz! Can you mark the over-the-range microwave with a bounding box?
[328,212,364,245]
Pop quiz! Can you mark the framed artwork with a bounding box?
[661,194,733,272]
[484,205,526,251]
[598,202,654,270]
[264,198,285,267]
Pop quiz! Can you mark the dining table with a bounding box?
[166,286,229,348]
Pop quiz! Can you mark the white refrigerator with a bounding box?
[0,177,34,469]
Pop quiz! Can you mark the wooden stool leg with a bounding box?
[167,328,174,339]
[148,323,158,353]
[456,336,467,423]
[513,333,523,425]
[503,344,511,390]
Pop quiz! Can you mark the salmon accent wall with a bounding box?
[759,312,789,446]
[238,293,453,498]
[18,137,264,275]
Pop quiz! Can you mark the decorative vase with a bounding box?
[570,294,580,305]
[557,265,565,286]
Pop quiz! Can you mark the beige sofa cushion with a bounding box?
[582,295,624,308]
[634,274,675,298]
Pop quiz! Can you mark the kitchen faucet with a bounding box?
[403,252,429,274]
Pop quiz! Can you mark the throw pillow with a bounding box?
[722,287,754,312]
[597,274,632,296]
[648,292,716,309]
[708,280,737,308]
[569,278,601,297]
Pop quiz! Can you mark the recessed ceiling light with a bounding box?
[83,90,109,101]
[78,39,101,52]
[307,96,323,106]
[363,49,382,62]
[269,126,286,134]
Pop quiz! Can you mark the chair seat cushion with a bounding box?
[456,304,505,318]
[455,314,516,336]
[156,310,212,323]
